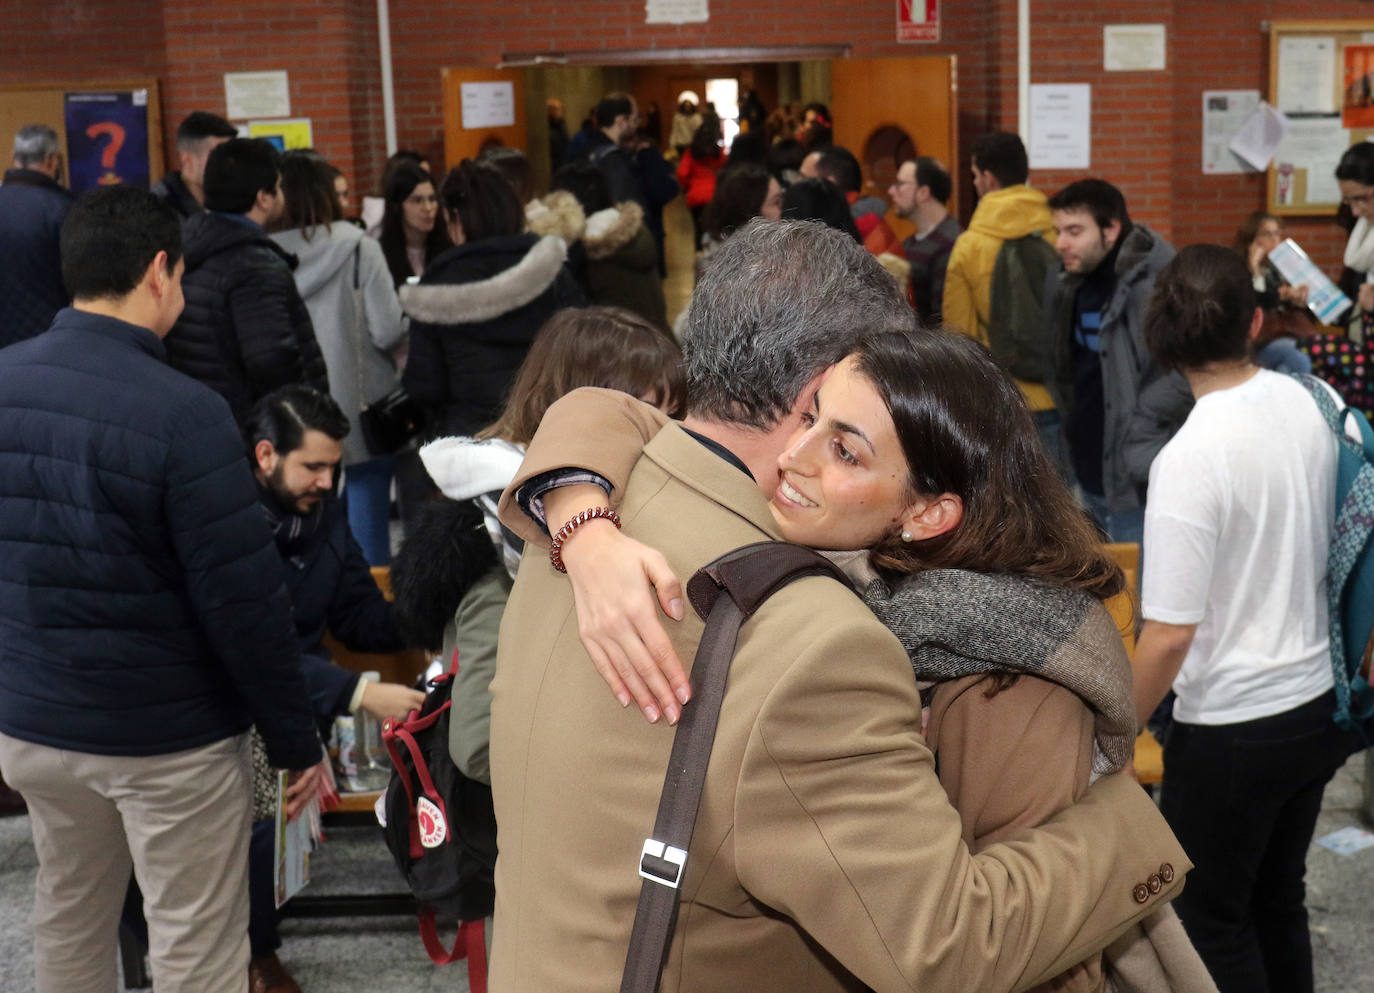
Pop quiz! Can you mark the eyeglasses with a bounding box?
[1342,191,1374,207]
[889,180,918,189]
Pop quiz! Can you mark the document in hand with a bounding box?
[1268,238,1353,325]
[274,771,324,908]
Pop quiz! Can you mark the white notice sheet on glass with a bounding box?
[646,0,708,24]
[1277,37,1337,115]
[460,82,516,130]
[1273,117,1349,206]
[1029,84,1091,169]
[1202,90,1262,174]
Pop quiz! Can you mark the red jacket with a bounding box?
[676,149,725,209]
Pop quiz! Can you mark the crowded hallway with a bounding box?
[4,4,1374,993]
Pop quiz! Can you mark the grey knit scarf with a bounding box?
[861,568,1137,777]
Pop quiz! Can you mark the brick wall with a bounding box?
[3,0,1369,271]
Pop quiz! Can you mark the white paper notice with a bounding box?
[1029,84,1091,169]
[1277,37,1337,115]
[645,0,708,25]
[1103,24,1166,72]
[1274,117,1350,205]
[224,71,291,121]
[460,82,516,130]
[1202,90,1261,174]
[1228,102,1290,171]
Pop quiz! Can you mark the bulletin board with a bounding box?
[0,80,163,192]
[1268,22,1374,216]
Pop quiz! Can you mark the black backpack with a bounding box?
[984,231,1059,382]
[381,669,496,985]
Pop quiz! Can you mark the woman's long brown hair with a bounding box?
[857,329,1124,602]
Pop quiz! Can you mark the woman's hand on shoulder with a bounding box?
[559,520,691,724]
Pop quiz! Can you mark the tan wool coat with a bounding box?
[487,390,1189,993]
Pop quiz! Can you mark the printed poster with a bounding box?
[248,119,314,152]
[1202,90,1261,174]
[1029,84,1091,170]
[63,91,150,194]
[1343,43,1374,129]
[897,0,938,44]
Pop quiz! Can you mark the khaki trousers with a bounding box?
[0,731,252,993]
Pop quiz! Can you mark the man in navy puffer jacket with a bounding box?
[0,186,326,993]
[163,137,329,423]
[0,124,74,348]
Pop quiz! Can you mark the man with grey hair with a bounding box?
[0,124,73,348]
[152,111,237,218]
[484,219,1188,992]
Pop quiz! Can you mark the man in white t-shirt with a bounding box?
[1132,244,1360,993]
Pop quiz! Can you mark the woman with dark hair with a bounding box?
[1335,140,1374,325]
[697,163,783,279]
[537,161,668,328]
[376,161,449,289]
[1133,244,1359,993]
[1231,210,1313,374]
[270,151,407,564]
[391,305,684,790]
[676,116,725,250]
[399,159,584,439]
[724,129,768,169]
[480,145,535,204]
[781,177,861,242]
[500,327,1187,993]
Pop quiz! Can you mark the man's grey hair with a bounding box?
[13,125,59,167]
[682,218,914,428]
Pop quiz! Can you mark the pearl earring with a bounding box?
[900,530,913,542]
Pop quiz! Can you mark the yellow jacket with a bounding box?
[944,184,1055,410]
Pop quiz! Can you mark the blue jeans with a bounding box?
[343,455,396,566]
[1033,408,1074,487]
[1081,488,1145,545]
[1256,338,1312,375]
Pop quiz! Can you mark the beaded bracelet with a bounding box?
[549,506,622,573]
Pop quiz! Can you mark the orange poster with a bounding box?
[1342,43,1374,128]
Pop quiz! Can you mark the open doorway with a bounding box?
[441,52,957,326]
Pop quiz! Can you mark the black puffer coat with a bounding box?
[401,233,583,437]
[164,212,329,422]
[0,308,320,769]
[0,169,74,348]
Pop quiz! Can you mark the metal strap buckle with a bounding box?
[638,839,687,889]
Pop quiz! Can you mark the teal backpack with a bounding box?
[1296,375,1374,738]
[984,231,1060,382]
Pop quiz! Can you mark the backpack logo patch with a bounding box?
[417,796,448,849]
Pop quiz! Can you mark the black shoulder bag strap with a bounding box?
[619,541,850,993]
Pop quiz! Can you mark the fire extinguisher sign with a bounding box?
[897,0,939,43]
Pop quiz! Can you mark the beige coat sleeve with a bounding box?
[926,675,1103,993]
[927,674,1094,852]
[734,613,1190,993]
[496,387,670,547]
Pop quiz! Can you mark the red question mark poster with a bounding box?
[63,90,151,194]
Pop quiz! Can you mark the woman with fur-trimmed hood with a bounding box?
[528,162,668,331]
[401,159,584,438]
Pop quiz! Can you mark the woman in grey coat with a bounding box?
[271,151,407,564]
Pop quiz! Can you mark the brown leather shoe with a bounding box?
[249,953,302,993]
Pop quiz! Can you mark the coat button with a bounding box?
[1132,883,1150,904]
[1147,873,1162,894]
[1160,863,1175,883]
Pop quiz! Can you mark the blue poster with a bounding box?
[64,91,151,194]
